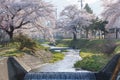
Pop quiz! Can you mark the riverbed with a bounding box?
[31,48,82,72]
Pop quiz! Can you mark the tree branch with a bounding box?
[15,21,30,29]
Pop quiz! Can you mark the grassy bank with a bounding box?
[74,52,112,71]
[56,39,120,54]
[0,35,49,57]
[56,39,120,71]
[55,39,71,47]
[0,48,24,57]
[0,42,47,57]
[0,40,64,64]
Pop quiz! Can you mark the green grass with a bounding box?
[56,39,72,47]
[0,43,49,57]
[42,41,50,44]
[74,52,111,71]
[0,48,24,57]
[70,39,109,52]
[56,39,117,54]
[1,38,120,71]
[114,39,120,44]
[55,39,118,71]
[56,39,107,49]
[80,52,97,58]
[114,45,120,53]
[0,37,49,57]
[49,51,64,63]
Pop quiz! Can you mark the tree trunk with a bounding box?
[86,30,88,39]
[99,30,101,39]
[73,32,77,40]
[102,31,105,39]
[116,29,118,39]
[6,31,14,40]
[9,32,13,39]
[7,26,14,40]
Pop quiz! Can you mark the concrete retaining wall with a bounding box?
[0,57,29,80]
[0,50,52,80]
[0,57,9,80]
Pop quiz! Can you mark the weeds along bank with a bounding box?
[0,34,54,69]
[0,34,66,70]
[1,35,120,72]
[56,39,120,71]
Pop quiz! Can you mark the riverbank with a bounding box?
[56,39,120,71]
[17,50,52,69]
[0,50,52,80]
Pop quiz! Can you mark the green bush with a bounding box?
[70,39,117,55]
[14,34,37,52]
[69,39,89,49]
[74,55,110,71]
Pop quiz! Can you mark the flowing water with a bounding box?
[117,72,120,80]
[24,72,96,80]
[24,45,96,80]
[31,49,82,72]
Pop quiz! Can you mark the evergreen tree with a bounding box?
[84,3,93,14]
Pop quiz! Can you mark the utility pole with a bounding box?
[78,0,83,9]
[55,8,57,20]
[55,8,57,28]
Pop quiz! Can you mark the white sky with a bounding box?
[45,0,103,17]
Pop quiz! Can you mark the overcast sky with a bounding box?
[45,0,103,17]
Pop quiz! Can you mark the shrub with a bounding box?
[101,41,117,54]
[70,39,117,55]
[74,55,110,71]
[14,34,37,52]
[55,39,118,55]
[69,39,89,49]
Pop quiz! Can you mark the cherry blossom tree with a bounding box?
[102,0,120,30]
[0,0,55,39]
[101,0,120,39]
[60,5,80,20]
[65,12,94,39]
[57,5,95,40]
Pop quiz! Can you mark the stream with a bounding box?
[24,44,98,80]
[31,44,82,72]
